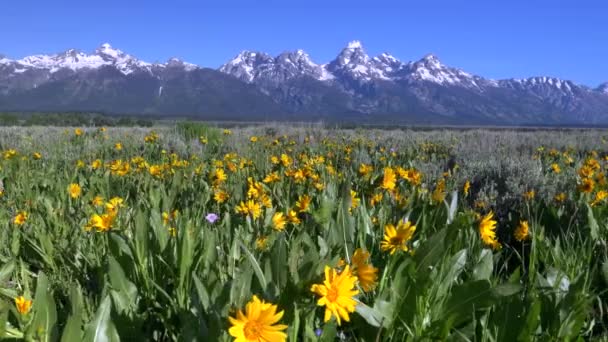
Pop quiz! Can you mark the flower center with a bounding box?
[389,236,403,246]
[327,287,339,302]
[243,320,263,340]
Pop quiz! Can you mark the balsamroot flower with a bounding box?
[13,211,28,225]
[514,220,529,242]
[380,220,416,255]
[311,265,359,325]
[351,249,378,292]
[15,296,32,315]
[228,295,287,342]
[68,183,82,199]
[479,211,501,250]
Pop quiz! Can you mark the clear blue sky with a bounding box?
[1,0,607,86]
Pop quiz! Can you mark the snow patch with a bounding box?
[347,40,363,49]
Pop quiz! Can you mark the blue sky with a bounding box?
[1,0,607,86]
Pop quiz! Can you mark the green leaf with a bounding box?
[442,279,495,328]
[0,261,14,284]
[31,272,57,342]
[602,261,608,286]
[319,320,337,342]
[239,242,267,291]
[192,274,210,311]
[437,249,468,299]
[83,295,120,342]
[108,256,137,314]
[61,285,84,342]
[587,204,599,240]
[355,301,386,327]
[0,301,7,339]
[472,249,493,280]
[414,228,448,274]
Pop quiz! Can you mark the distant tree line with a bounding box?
[0,112,156,127]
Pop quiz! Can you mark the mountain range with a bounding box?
[1,41,607,125]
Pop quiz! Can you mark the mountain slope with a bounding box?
[1,42,608,125]
[0,44,283,119]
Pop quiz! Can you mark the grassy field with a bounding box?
[1,124,608,341]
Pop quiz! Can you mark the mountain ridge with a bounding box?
[1,41,607,125]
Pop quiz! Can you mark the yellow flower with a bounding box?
[263,171,281,183]
[350,190,360,211]
[74,128,83,136]
[523,190,535,201]
[380,220,416,255]
[149,165,163,177]
[431,179,446,204]
[85,213,115,232]
[514,220,529,242]
[213,189,230,203]
[32,152,42,160]
[13,211,28,225]
[287,210,301,225]
[369,192,383,207]
[280,154,292,167]
[463,180,471,196]
[14,296,32,315]
[579,165,594,178]
[272,212,287,231]
[223,129,232,136]
[310,265,359,325]
[91,196,104,207]
[114,142,123,151]
[105,197,124,213]
[579,178,595,193]
[91,159,102,170]
[255,236,269,251]
[236,200,262,220]
[213,168,227,185]
[358,163,373,177]
[479,212,500,250]
[381,167,396,191]
[551,163,561,173]
[68,183,82,199]
[228,295,287,342]
[351,249,378,292]
[555,192,567,203]
[250,136,258,143]
[295,194,311,213]
[592,190,608,206]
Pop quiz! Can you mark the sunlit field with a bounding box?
[1,124,608,340]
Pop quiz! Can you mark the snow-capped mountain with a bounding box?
[0,43,197,77]
[219,41,492,90]
[1,41,608,125]
[219,49,330,84]
[325,40,392,81]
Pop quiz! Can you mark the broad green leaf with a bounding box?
[108,256,137,314]
[472,249,493,280]
[61,285,84,342]
[31,272,57,342]
[355,301,386,327]
[83,295,120,342]
[239,242,267,291]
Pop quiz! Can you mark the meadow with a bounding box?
[1,124,608,341]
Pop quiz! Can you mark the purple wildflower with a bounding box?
[205,213,219,224]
